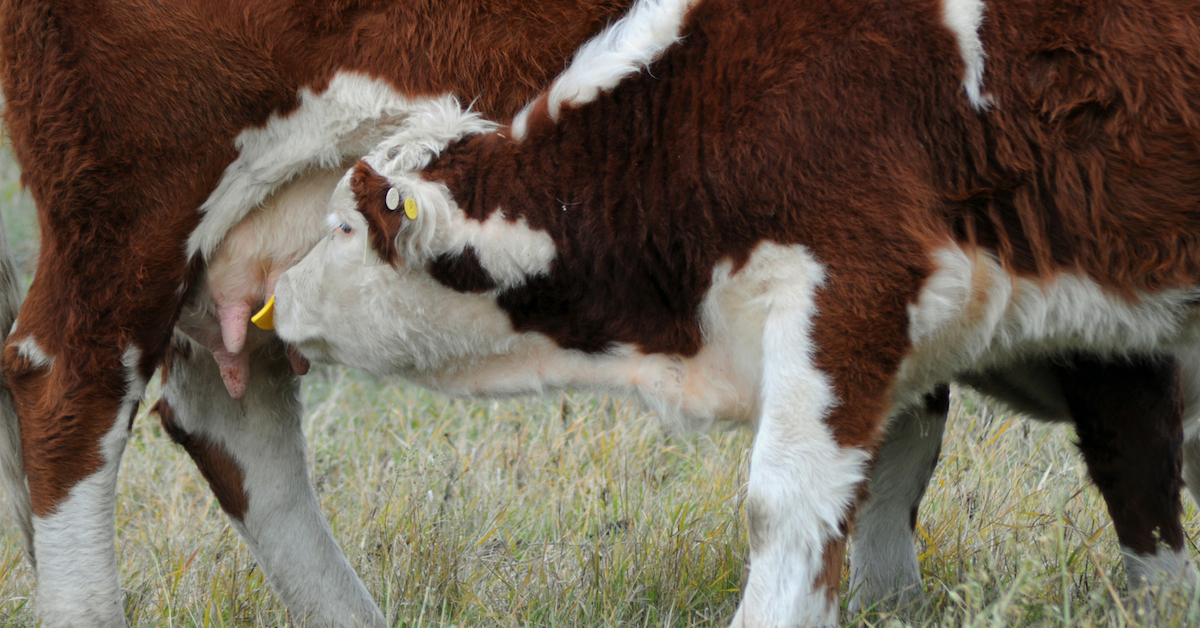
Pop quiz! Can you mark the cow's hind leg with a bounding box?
[1176,348,1200,509]
[847,385,947,613]
[158,333,383,627]
[0,210,29,564]
[1053,354,1194,587]
[3,333,147,628]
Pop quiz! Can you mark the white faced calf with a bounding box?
[276,0,1200,624]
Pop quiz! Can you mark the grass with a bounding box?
[1,145,1200,626]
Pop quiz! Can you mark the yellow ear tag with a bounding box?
[251,295,275,331]
[404,197,418,220]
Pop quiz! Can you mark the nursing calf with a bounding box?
[275,0,1200,623]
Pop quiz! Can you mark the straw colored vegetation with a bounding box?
[1,143,1200,627]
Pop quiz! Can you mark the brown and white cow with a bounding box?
[0,1,639,625]
[273,0,1200,623]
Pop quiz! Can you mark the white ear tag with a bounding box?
[362,228,387,267]
[385,187,400,211]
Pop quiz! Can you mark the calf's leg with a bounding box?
[730,265,906,627]
[847,385,947,613]
[1053,354,1193,586]
[158,333,384,627]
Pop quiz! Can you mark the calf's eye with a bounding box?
[338,223,353,235]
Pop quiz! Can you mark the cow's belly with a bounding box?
[895,244,1200,407]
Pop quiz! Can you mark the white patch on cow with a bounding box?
[1122,546,1195,589]
[897,244,1200,406]
[15,335,53,369]
[160,334,385,626]
[188,72,440,261]
[33,345,144,628]
[848,399,945,613]
[510,0,697,140]
[942,0,994,110]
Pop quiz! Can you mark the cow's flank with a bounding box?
[276,0,1200,623]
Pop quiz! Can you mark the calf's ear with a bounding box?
[351,160,407,268]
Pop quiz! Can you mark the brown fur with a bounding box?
[0,0,633,516]
[153,399,249,521]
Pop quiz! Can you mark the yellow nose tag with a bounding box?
[251,295,275,331]
[404,197,418,220]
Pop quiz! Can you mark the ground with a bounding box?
[1,140,1199,627]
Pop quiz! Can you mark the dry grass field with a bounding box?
[2,142,1200,627]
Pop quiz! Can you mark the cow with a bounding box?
[0,0,639,625]
[271,0,1200,624]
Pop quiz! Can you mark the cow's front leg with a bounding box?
[3,329,147,628]
[847,386,947,613]
[157,332,384,627]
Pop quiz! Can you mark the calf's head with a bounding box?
[273,98,538,378]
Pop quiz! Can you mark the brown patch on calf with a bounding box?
[428,247,498,293]
[153,399,249,521]
[352,162,405,267]
[816,519,853,602]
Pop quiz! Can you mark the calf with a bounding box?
[274,0,1200,623]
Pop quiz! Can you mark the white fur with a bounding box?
[898,245,1200,407]
[34,346,144,628]
[942,0,994,110]
[1122,546,1195,589]
[734,248,868,627]
[848,399,946,613]
[15,335,54,369]
[188,73,438,261]
[161,334,384,627]
[511,0,697,140]
[444,211,557,288]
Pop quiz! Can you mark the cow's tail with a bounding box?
[0,207,31,566]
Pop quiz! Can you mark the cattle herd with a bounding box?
[3,0,1200,626]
